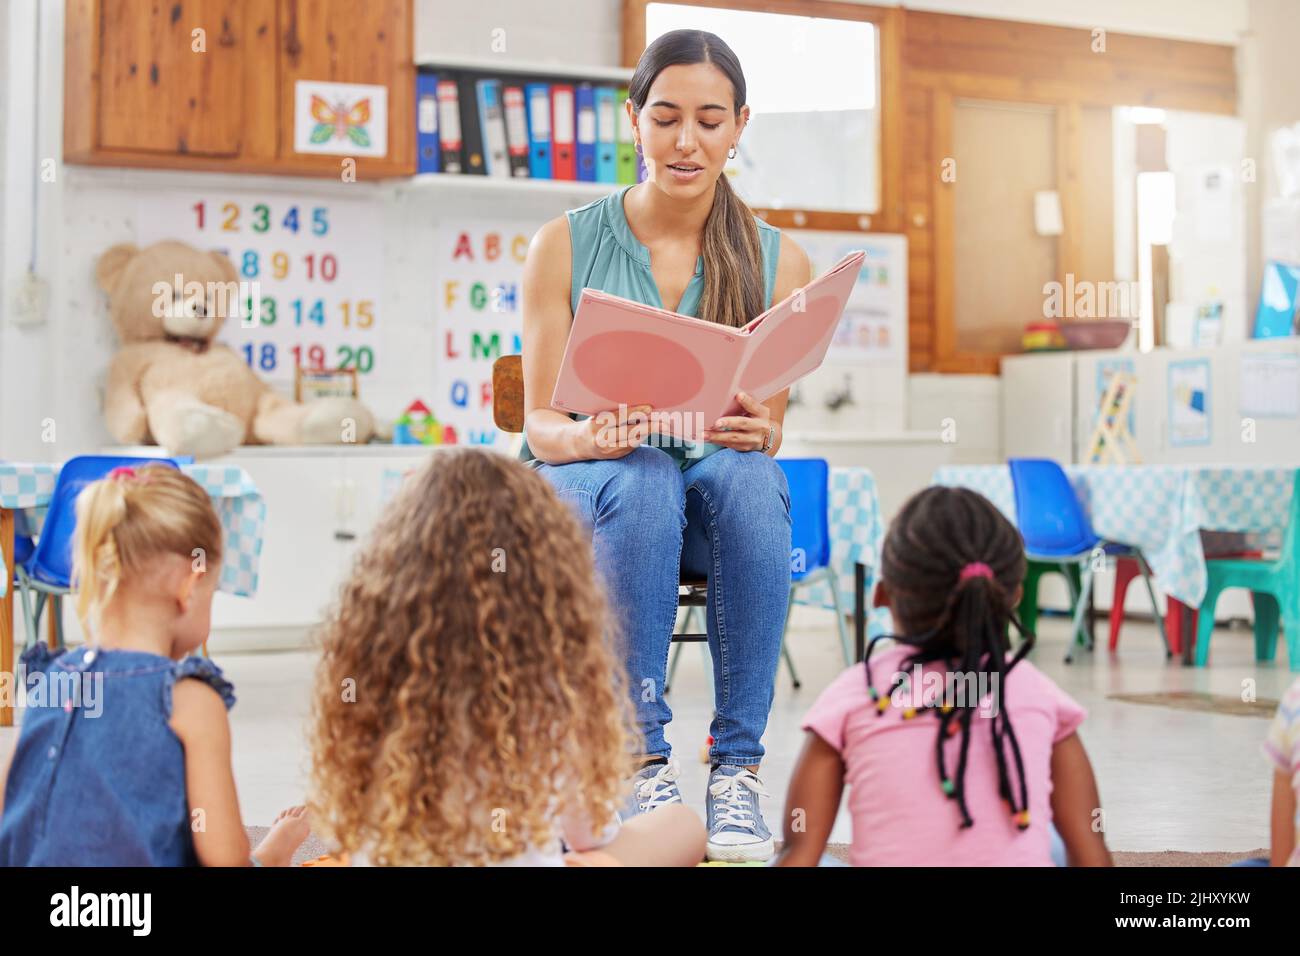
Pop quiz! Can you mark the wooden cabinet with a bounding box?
[64,0,413,178]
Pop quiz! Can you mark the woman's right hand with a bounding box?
[574,404,656,460]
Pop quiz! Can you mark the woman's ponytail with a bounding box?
[700,173,765,329]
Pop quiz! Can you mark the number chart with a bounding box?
[134,192,385,391]
[435,220,537,445]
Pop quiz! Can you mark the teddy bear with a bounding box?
[95,240,377,459]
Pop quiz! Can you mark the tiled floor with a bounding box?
[2,613,1293,853]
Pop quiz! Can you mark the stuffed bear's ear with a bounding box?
[95,243,139,294]
[209,250,238,284]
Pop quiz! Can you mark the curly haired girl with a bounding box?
[309,449,705,866]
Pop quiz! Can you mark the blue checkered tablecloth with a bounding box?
[0,462,265,598]
[932,464,1296,606]
[791,466,892,635]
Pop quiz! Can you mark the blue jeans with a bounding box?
[533,446,792,765]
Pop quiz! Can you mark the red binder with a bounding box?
[551,84,576,180]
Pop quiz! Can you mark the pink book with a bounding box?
[551,250,865,437]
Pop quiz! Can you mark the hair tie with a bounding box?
[108,466,137,480]
[958,562,993,583]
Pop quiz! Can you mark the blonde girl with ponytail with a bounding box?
[0,464,309,866]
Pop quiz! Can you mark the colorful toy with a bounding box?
[393,399,440,445]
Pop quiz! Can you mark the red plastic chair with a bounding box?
[1109,550,1261,657]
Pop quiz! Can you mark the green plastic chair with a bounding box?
[1019,558,1091,647]
[1194,470,1300,670]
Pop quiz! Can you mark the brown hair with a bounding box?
[629,28,765,329]
[72,464,224,634]
[308,449,638,866]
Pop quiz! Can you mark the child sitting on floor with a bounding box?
[1264,677,1299,866]
[775,485,1113,867]
[307,449,705,866]
[0,464,309,866]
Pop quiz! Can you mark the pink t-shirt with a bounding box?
[802,643,1087,867]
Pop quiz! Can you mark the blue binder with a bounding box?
[415,72,440,173]
[524,82,552,180]
[575,83,597,182]
[594,86,617,184]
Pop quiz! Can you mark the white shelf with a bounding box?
[396,172,624,202]
[414,54,633,84]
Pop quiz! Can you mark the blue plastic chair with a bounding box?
[14,455,184,650]
[1008,458,1165,663]
[666,458,848,692]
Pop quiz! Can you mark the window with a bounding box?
[644,2,881,214]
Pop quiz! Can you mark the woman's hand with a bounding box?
[703,391,778,454]
[574,403,656,460]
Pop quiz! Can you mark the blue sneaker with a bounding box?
[619,759,684,821]
[705,766,774,862]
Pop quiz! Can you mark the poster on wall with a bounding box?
[1096,357,1137,437]
[433,220,539,446]
[1239,352,1300,419]
[135,191,385,394]
[788,231,906,365]
[1168,358,1212,447]
[293,80,388,158]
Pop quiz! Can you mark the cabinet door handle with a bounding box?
[334,531,357,542]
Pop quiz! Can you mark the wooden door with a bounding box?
[276,0,414,176]
[936,97,1059,372]
[65,0,279,168]
[95,0,244,155]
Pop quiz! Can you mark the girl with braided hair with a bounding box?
[775,486,1112,867]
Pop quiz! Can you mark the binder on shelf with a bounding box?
[502,84,531,177]
[615,86,636,185]
[457,75,487,175]
[416,72,441,173]
[575,83,597,182]
[476,78,510,178]
[525,82,553,179]
[436,76,464,174]
[595,86,617,184]
[551,83,576,181]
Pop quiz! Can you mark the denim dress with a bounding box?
[0,643,235,866]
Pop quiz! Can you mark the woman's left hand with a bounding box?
[703,391,778,453]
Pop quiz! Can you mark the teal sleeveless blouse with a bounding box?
[520,183,783,470]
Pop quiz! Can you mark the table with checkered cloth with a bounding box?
[790,466,893,636]
[932,464,1296,606]
[0,462,266,598]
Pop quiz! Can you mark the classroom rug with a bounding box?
[1106,690,1278,718]
[249,826,1269,868]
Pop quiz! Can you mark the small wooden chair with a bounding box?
[492,356,709,676]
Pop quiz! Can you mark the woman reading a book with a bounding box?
[518,29,813,863]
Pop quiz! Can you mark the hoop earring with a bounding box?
[728,145,737,159]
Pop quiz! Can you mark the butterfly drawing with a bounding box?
[309,95,372,147]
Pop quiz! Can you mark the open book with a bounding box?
[551,250,865,436]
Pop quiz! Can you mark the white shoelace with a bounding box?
[636,760,684,811]
[708,769,770,831]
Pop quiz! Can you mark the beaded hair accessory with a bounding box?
[864,566,1035,833]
